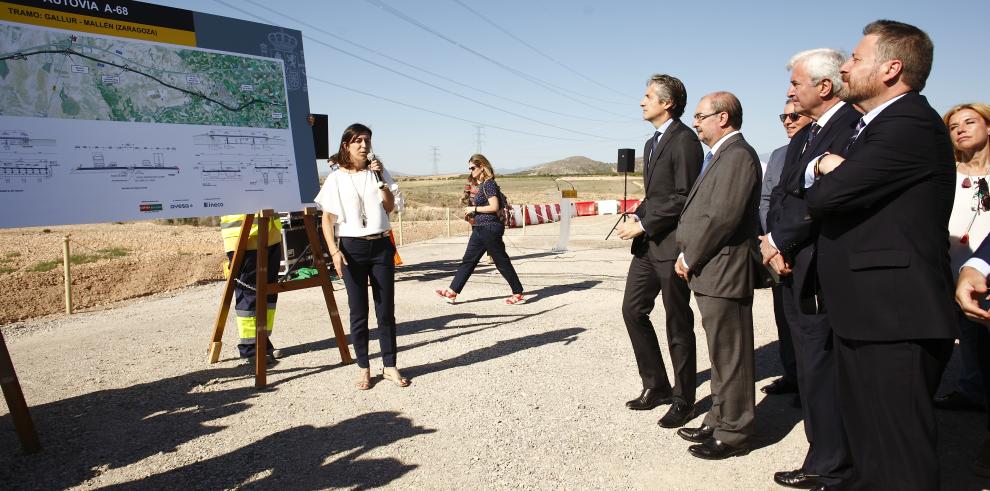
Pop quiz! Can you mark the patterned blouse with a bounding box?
[472,179,502,227]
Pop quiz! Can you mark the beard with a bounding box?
[841,65,883,105]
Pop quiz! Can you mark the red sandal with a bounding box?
[505,293,525,305]
[435,289,458,304]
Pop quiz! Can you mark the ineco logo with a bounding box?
[204,201,223,208]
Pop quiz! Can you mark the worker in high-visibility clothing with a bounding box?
[221,213,283,364]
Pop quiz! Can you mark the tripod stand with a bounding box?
[606,148,636,240]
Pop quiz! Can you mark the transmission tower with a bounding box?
[431,146,440,175]
[474,125,485,154]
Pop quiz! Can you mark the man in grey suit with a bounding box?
[674,92,762,459]
[759,101,810,403]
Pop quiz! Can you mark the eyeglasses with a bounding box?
[779,112,802,123]
[693,111,722,121]
[468,166,476,171]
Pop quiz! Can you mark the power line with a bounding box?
[238,0,623,124]
[450,0,628,100]
[210,0,626,140]
[362,0,630,115]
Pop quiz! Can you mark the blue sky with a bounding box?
[157,0,990,175]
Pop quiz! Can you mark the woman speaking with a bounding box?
[315,123,409,390]
[435,154,525,305]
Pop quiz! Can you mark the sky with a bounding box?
[155,0,990,175]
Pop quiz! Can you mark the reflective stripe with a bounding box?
[235,308,276,340]
[220,220,243,229]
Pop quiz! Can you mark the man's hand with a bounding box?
[759,235,778,265]
[956,266,990,323]
[769,254,792,277]
[675,256,690,280]
[616,218,645,240]
[817,154,846,175]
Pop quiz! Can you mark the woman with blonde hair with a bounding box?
[436,154,525,304]
[935,103,990,415]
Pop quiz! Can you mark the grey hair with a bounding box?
[645,74,687,118]
[786,48,847,98]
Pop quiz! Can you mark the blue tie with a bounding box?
[842,118,866,154]
[700,151,713,176]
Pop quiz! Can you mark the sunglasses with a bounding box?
[468,166,477,171]
[964,177,990,210]
[779,112,802,123]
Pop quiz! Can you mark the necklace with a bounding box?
[347,170,369,227]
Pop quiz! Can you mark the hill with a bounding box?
[513,156,616,176]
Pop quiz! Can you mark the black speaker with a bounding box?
[309,114,329,159]
[617,148,635,173]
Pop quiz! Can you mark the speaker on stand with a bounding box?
[606,148,636,240]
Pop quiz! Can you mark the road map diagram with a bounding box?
[0,23,290,129]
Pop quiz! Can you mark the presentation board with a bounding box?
[0,0,320,228]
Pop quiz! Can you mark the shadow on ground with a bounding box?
[0,364,433,490]
[395,251,559,284]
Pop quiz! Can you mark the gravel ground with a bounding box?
[1,215,988,490]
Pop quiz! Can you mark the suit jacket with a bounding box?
[633,119,704,260]
[974,236,990,263]
[805,92,957,341]
[767,103,862,308]
[760,144,788,233]
[676,133,762,298]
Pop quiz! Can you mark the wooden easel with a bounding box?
[0,329,39,453]
[208,207,353,388]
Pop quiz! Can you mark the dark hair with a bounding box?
[648,74,688,118]
[710,91,743,129]
[863,20,933,91]
[337,123,372,170]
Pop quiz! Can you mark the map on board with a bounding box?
[0,24,289,129]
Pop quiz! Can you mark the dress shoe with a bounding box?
[933,390,985,412]
[625,388,673,410]
[688,437,749,460]
[761,377,799,395]
[972,435,990,478]
[810,485,833,491]
[677,424,715,443]
[773,469,822,489]
[658,400,695,428]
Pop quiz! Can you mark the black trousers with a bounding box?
[340,236,397,368]
[780,281,850,486]
[771,284,798,384]
[835,335,953,490]
[621,254,695,402]
[450,224,523,295]
[976,321,990,430]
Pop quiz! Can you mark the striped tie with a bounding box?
[842,118,866,154]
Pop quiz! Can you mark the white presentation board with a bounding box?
[0,0,320,228]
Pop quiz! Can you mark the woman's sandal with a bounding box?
[381,368,411,387]
[435,289,457,304]
[355,369,371,390]
[505,293,525,305]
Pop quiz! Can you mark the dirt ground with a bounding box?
[1,216,988,490]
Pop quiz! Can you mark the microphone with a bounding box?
[368,153,384,185]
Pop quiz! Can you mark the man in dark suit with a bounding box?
[806,20,957,490]
[673,91,762,460]
[616,74,703,429]
[763,48,860,490]
[957,239,990,478]
[758,101,810,403]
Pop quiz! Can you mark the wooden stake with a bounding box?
[62,235,72,315]
[254,210,273,388]
[445,207,451,237]
[397,211,403,246]
[302,207,353,364]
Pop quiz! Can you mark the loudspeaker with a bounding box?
[310,114,329,159]
[617,148,635,173]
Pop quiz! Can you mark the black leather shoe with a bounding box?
[761,377,799,395]
[677,424,715,443]
[933,391,985,412]
[688,437,749,460]
[658,400,696,428]
[773,469,822,489]
[625,388,674,410]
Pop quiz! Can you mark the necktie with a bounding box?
[842,118,866,154]
[700,151,713,176]
[801,123,821,157]
[645,131,661,182]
